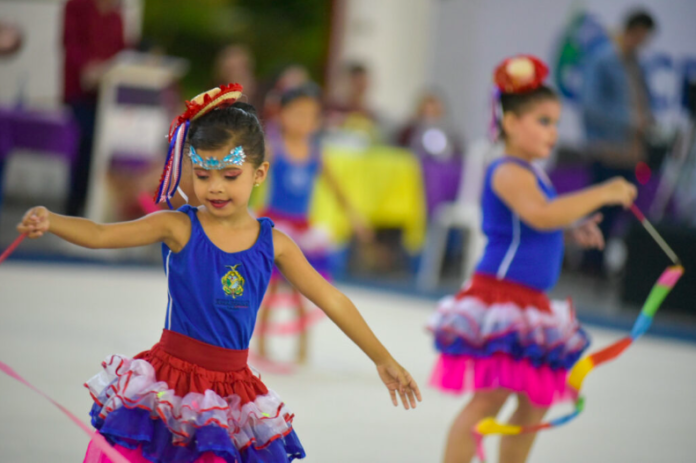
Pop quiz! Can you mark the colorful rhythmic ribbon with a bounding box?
[473,205,684,462]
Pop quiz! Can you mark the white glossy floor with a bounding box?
[1,263,695,462]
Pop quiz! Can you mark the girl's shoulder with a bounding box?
[490,160,539,195]
[270,227,294,260]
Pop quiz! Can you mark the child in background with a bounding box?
[427,56,636,463]
[257,83,371,363]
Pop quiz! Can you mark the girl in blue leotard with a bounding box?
[18,84,420,463]
[427,56,637,463]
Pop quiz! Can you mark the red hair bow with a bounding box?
[493,55,548,94]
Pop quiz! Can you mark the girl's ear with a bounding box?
[254,162,270,185]
[501,112,518,141]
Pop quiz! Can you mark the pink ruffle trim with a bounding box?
[84,439,226,463]
[429,353,577,407]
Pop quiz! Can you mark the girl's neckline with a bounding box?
[193,208,264,255]
[501,155,553,187]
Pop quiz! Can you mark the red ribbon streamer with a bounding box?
[0,360,129,463]
[0,233,25,264]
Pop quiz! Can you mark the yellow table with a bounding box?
[254,145,426,253]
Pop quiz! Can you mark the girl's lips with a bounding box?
[209,200,231,209]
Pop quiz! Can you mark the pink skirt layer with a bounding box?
[429,353,577,407]
[83,439,227,463]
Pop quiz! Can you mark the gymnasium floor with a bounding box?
[1,262,695,462]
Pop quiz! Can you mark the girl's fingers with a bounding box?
[410,379,422,402]
[406,387,417,408]
[389,388,398,407]
[398,387,409,410]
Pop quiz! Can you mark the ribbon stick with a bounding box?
[473,205,685,462]
[0,233,25,265]
[630,204,681,265]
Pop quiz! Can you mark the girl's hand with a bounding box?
[601,177,637,208]
[376,359,422,410]
[568,213,605,249]
[17,206,50,238]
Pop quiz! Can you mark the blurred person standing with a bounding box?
[62,0,125,216]
[326,62,382,146]
[213,44,258,108]
[581,9,657,273]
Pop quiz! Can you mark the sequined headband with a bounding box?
[189,146,246,170]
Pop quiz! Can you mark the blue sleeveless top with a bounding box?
[161,205,275,349]
[266,134,322,218]
[475,157,564,292]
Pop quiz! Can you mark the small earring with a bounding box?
[254,183,260,188]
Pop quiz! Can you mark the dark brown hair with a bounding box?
[187,102,265,167]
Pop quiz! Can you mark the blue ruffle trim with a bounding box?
[434,329,591,370]
[90,404,306,463]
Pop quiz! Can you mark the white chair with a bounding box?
[417,139,502,290]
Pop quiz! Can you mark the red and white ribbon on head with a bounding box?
[154,83,244,208]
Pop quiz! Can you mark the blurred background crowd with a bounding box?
[0,0,695,321]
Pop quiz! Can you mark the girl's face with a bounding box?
[191,144,268,218]
[503,99,561,160]
[279,97,321,138]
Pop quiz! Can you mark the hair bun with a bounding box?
[493,55,548,94]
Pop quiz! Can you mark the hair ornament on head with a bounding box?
[489,55,549,140]
[493,55,549,94]
[154,83,244,208]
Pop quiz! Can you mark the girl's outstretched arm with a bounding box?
[17,207,190,251]
[272,229,421,410]
[493,163,637,230]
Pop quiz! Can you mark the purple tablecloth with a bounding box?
[420,156,462,217]
[0,106,80,163]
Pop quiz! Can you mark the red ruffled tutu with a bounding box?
[428,273,590,407]
[83,330,305,462]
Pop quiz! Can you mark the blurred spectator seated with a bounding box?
[398,90,464,218]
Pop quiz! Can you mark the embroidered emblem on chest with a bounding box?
[221,264,245,299]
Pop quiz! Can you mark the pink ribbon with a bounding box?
[0,360,129,463]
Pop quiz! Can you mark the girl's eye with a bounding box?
[538,117,552,126]
[225,173,241,180]
[196,174,209,180]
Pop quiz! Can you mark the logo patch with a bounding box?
[221,264,245,299]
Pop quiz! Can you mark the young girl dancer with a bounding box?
[18,84,420,463]
[257,83,370,363]
[427,56,637,463]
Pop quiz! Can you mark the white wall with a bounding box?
[0,0,142,108]
[0,0,63,107]
[428,0,696,144]
[336,0,436,125]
